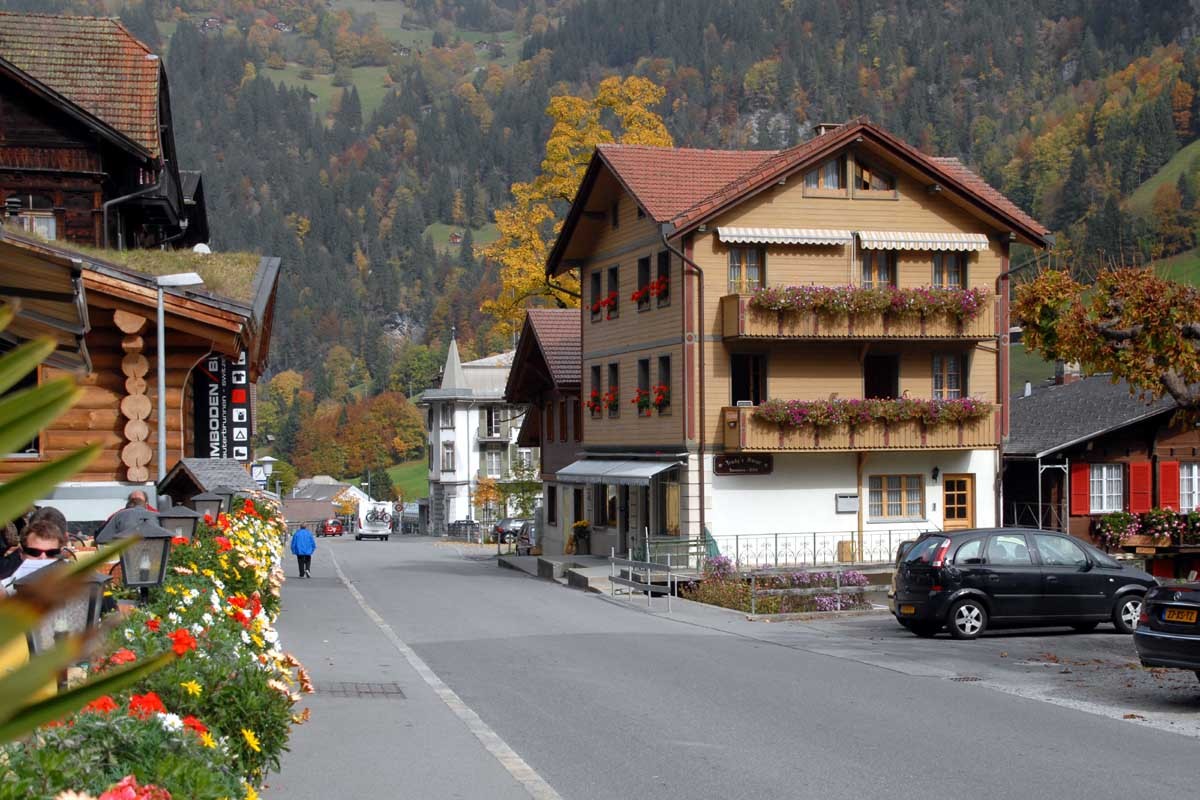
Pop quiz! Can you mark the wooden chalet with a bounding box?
[0,226,279,525]
[504,309,581,555]
[0,12,207,249]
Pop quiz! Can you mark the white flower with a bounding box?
[191,623,204,635]
[123,628,134,642]
[157,712,183,732]
[210,592,221,607]
[241,629,251,645]
[202,612,214,625]
[264,629,279,644]
[167,612,181,624]
[182,593,194,606]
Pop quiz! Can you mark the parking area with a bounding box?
[761,612,1200,736]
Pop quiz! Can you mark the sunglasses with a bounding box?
[22,546,62,558]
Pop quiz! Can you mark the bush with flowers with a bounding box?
[0,494,309,800]
[754,397,991,431]
[682,565,871,614]
[749,284,990,322]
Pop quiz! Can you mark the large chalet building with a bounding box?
[543,119,1050,561]
[0,12,207,249]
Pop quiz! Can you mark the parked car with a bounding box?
[892,528,1155,639]
[1133,578,1200,681]
[885,539,918,615]
[319,518,344,537]
[493,517,532,543]
[447,519,481,540]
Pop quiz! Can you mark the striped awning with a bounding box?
[857,231,991,251]
[717,227,852,246]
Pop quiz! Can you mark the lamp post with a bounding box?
[118,520,175,603]
[15,568,111,656]
[189,491,224,520]
[211,485,238,513]
[155,272,205,481]
[157,503,202,542]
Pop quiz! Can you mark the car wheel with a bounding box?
[1112,595,1142,634]
[355,535,362,541]
[384,536,390,541]
[910,622,940,638]
[948,598,988,640]
[1071,622,1100,633]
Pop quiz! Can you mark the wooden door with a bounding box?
[943,474,975,529]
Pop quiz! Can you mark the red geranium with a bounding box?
[99,775,171,800]
[83,695,119,715]
[169,628,197,656]
[182,715,208,735]
[202,513,214,526]
[171,536,189,546]
[145,618,160,632]
[128,692,166,719]
[214,536,233,552]
[109,648,137,666]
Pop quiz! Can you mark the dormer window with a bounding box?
[804,156,846,191]
[854,160,895,192]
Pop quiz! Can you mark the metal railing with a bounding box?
[644,536,708,567]
[609,550,680,612]
[1006,503,1066,531]
[748,565,872,615]
[712,529,934,570]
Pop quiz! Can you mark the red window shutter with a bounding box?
[1159,461,1180,510]
[1069,463,1090,515]
[1129,462,1152,514]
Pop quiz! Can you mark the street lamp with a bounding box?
[94,507,157,545]
[211,485,238,513]
[15,567,111,655]
[189,491,224,520]
[118,520,175,602]
[157,502,202,542]
[155,272,205,481]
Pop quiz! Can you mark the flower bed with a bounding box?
[754,397,991,430]
[749,285,990,321]
[681,556,871,614]
[1,495,309,800]
[1095,507,1200,549]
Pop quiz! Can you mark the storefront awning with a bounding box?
[556,459,682,486]
[717,227,852,245]
[857,231,991,251]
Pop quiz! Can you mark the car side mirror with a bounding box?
[1080,560,1094,572]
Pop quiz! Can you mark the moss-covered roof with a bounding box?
[69,245,263,305]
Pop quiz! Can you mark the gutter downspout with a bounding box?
[103,177,163,250]
[660,223,705,541]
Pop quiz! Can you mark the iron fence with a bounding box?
[711,529,936,570]
[1006,503,1066,531]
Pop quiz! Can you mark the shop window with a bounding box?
[933,252,967,288]
[932,354,967,400]
[864,354,899,399]
[728,247,763,294]
[656,468,681,536]
[861,250,896,288]
[730,354,766,406]
[1089,464,1123,513]
[868,475,924,519]
[593,483,616,527]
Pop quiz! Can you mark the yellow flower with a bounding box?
[165,586,179,596]
[241,728,261,752]
[244,785,259,800]
[200,731,217,749]
[251,634,264,648]
[180,680,202,697]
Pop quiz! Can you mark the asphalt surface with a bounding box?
[265,537,1200,800]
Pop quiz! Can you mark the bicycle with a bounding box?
[365,508,392,526]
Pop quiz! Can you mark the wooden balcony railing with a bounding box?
[720,294,994,340]
[721,406,997,452]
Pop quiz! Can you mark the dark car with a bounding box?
[493,517,532,543]
[1133,580,1200,681]
[893,528,1155,639]
[319,518,344,537]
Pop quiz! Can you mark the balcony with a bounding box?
[477,428,507,442]
[721,406,997,452]
[720,293,994,340]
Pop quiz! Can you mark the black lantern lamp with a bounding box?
[118,520,175,602]
[211,485,238,513]
[157,502,202,542]
[16,567,111,656]
[190,491,224,520]
[93,507,157,545]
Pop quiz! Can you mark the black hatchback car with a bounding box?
[893,528,1156,639]
[1133,580,1200,680]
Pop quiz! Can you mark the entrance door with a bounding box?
[942,474,974,529]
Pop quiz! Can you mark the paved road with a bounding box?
[266,537,1200,800]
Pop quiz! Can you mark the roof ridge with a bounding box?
[599,142,780,157]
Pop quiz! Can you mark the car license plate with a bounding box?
[899,604,916,616]
[1164,608,1198,624]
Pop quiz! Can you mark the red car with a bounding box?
[320,518,344,537]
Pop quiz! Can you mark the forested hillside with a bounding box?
[6,0,1200,486]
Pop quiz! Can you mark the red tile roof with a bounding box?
[0,12,162,158]
[526,308,580,387]
[597,145,776,223]
[930,156,1048,236]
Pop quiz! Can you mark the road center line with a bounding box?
[328,548,562,800]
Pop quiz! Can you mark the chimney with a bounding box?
[814,122,843,136]
[1054,360,1081,385]
[1023,381,1032,397]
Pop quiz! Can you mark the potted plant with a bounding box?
[585,389,603,417]
[603,387,620,416]
[632,387,652,416]
[652,384,670,413]
[571,519,592,556]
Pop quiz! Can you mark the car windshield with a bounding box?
[1081,542,1123,569]
[903,537,948,564]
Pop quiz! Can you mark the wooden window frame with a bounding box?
[1089,463,1123,514]
[607,362,620,418]
[593,483,615,527]
[861,250,897,288]
[440,402,454,429]
[932,353,967,400]
[730,353,767,407]
[573,398,582,441]
[545,401,555,443]
[606,265,620,319]
[867,474,925,520]
[637,256,652,312]
[656,250,671,308]
[589,365,602,418]
[636,358,651,417]
[727,246,765,295]
[852,158,897,198]
[1181,462,1200,511]
[803,156,848,197]
[590,270,603,322]
[484,447,502,478]
[4,363,42,458]
[932,252,968,289]
[657,355,671,415]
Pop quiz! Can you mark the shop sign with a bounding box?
[713,454,773,476]
[192,351,252,462]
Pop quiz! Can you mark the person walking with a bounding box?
[290,523,316,579]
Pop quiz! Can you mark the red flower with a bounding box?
[214,536,233,552]
[145,618,160,632]
[169,628,197,657]
[182,715,208,735]
[109,648,137,665]
[171,536,188,546]
[99,775,171,800]
[128,692,166,719]
[228,594,249,609]
[203,513,214,525]
[83,695,119,715]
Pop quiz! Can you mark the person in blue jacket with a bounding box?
[290,524,316,578]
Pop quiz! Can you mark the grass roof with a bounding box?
[71,245,263,304]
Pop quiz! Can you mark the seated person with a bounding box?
[1,520,67,590]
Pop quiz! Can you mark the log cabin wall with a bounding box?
[0,305,212,483]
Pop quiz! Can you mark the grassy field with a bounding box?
[1009,342,1055,395]
[423,222,499,253]
[1153,246,1200,284]
[1127,138,1200,215]
[387,459,429,502]
[269,63,394,119]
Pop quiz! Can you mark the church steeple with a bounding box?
[440,328,468,390]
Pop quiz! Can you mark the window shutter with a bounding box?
[1129,462,1152,514]
[1159,461,1180,510]
[1069,462,1090,515]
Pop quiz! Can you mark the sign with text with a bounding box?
[713,454,773,476]
[193,351,252,462]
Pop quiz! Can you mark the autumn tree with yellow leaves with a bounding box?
[480,76,674,336]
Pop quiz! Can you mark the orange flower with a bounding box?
[182,715,208,735]
[109,648,137,665]
[171,536,188,546]
[169,628,197,656]
[145,618,160,632]
[83,695,119,715]
[128,692,166,719]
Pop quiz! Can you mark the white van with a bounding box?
[356,501,393,541]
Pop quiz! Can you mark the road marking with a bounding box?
[329,548,562,800]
